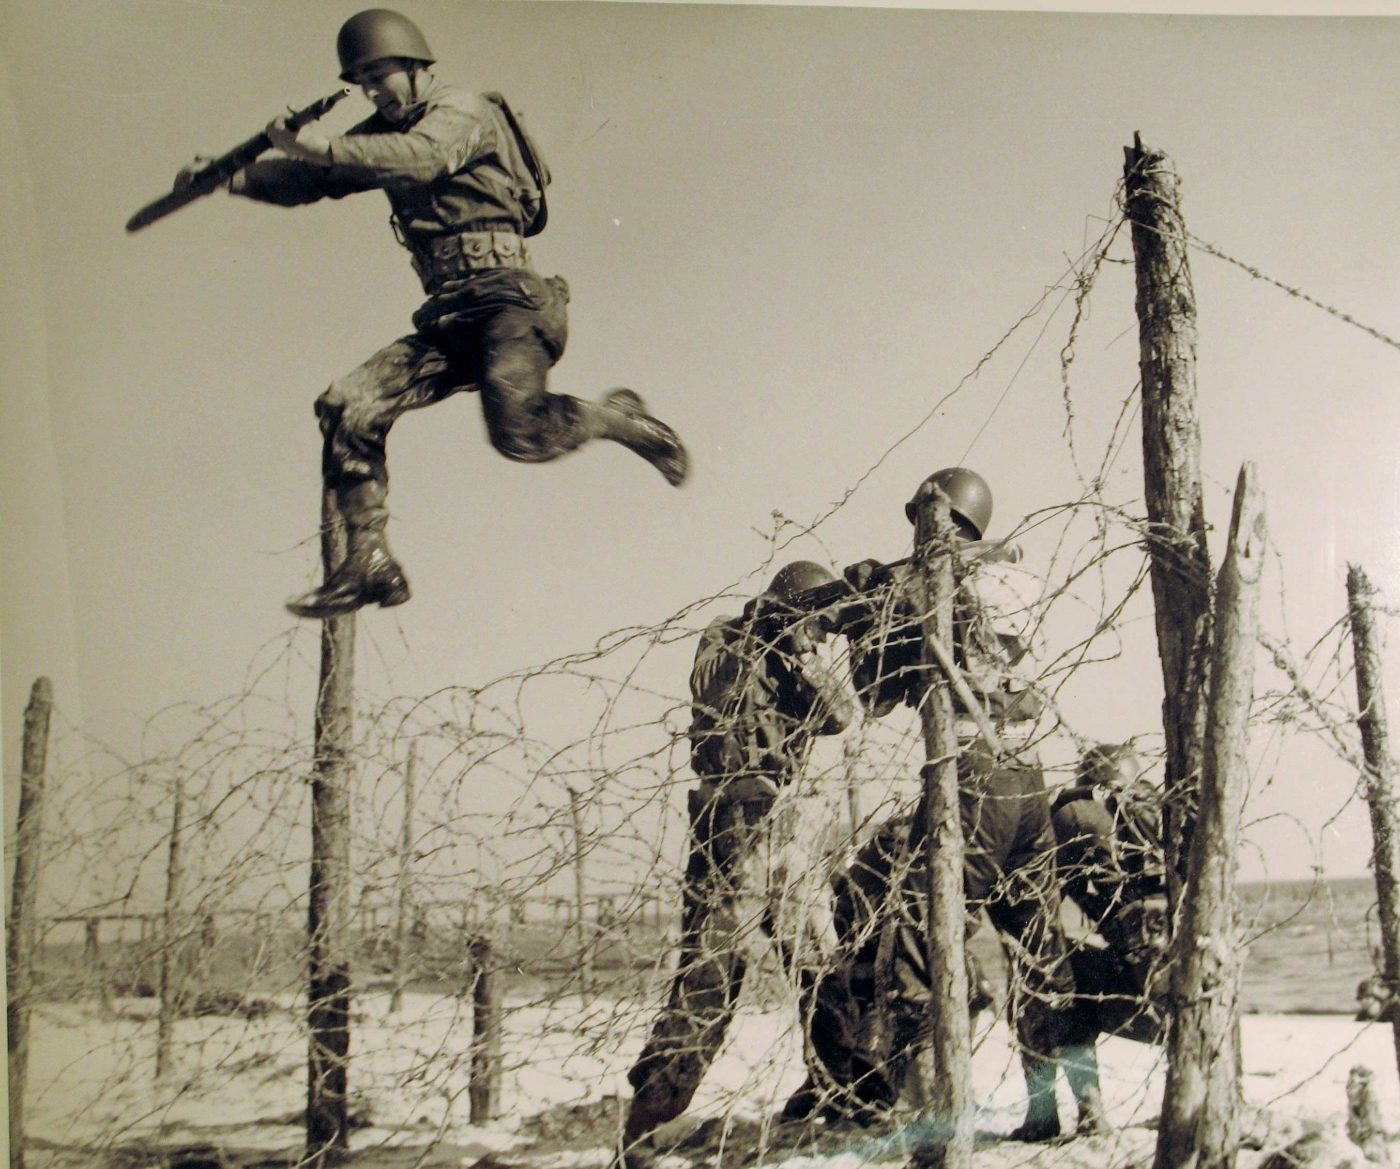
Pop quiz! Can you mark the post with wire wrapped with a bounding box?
[909,489,973,1168]
[1125,133,1213,917]
[1346,564,1400,1088]
[1154,462,1264,1169]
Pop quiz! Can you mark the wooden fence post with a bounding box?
[307,488,356,1167]
[1346,564,1400,1087]
[1125,134,1213,914]
[910,491,972,1168]
[1154,462,1264,1169]
[566,787,592,994]
[156,768,186,1079]
[7,677,52,1169]
[468,935,502,1122]
[390,739,417,1014]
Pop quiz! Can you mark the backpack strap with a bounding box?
[482,91,549,238]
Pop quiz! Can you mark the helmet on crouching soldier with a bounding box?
[1076,743,1142,793]
[767,560,837,608]
[337,9,436,80]
[904,467,993,539]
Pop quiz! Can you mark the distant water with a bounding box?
[1237,876,1379,1015]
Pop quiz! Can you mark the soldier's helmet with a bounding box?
[1077,743,1142,792]
[904,467,993,539]
[337,9,436,81]
[766,560,836,608]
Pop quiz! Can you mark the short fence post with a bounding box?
[566,787,592,994]
[390,739,417,1014]
[7,677,53,1169]
[156,768,186,1079]
[468,935,502,1123]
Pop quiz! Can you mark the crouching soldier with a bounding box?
[191,9,689,618]
[618,562,855,1166]
[787,468,1094,1141]
[1047,743,1171,1130]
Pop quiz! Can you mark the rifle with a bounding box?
[786,539,1023,616]
[125,89,351,233]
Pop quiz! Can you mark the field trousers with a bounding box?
[315,269,589,494]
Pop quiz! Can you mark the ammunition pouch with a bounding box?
[408,229,529,292]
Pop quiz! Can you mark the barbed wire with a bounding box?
[14,196,1400,1169]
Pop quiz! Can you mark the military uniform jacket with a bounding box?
[688,615,853,783]
[233,77,539,254]
[844,556,1043,722]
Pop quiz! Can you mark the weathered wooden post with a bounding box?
[1347,564,1400,1086]
[910,490,973,1169]
[156,768,186,1079]
[1154,462,1264,1169]
[468,935,502,1122]
[390,739,417,1014]
[843,734,863,839]
[8,677,52,1169]
[307,489,357,1167]
[1125,134,1213,912]
[566,786,593,994]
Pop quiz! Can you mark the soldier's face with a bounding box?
[354,59,419,120]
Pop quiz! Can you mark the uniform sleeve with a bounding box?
[231,158,377,205]
[325,93,495,183]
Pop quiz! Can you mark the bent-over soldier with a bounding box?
[619,562,855,1165]
[190,10,689,617]
[794,468,1090,1141]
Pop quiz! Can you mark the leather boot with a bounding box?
[1061,1044,1109,1134]
[286,481,410,619]
[597,389,690,486]
[1007,1052,1061,1141]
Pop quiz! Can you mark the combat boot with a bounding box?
[286,481,410,619]
[1006,1053,1061,1142]
[1061,1043,1109,1135]
[597,389,690,486]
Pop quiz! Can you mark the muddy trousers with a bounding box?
[316,273,589,498]
[624,784,780,1143]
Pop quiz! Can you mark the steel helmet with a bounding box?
[767,560,836,607]
[337,9,436,81]
[904,467,993,539]
[1077,743,1142,792]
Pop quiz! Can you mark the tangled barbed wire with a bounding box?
[14,185,1400,1169]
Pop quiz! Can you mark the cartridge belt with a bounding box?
[410,229,529,290]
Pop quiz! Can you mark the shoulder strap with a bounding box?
[482,91,549,237]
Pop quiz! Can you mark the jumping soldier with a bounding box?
[786,468,1094,1141]
[188,9,689,618]
[619,562,855,1167]
[1047,743,1172,1131]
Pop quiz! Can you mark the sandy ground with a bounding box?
[20,993,1400,1167]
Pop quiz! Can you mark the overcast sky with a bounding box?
[5,0,1400,884]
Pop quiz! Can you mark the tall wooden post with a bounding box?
[566,787,592,994]
[307,489,356,1167]
[390,739,417,1014]
[1346,564,1400,1086]
[468,935,502,1122]
[1125,134,1213,912]
[1154,463,1264,1169]
[156,769,186,1079]
[7,677,52,1169]
[910,492,972,1168]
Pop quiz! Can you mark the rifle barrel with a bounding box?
[125,89,349,234]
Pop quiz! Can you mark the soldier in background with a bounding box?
[618,562,855,1166]
[188,9,688,618]
[1048,743,1171,1132]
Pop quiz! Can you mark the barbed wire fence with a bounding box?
[10,139,1400,1169]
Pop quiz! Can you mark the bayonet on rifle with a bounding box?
[125,89,351,233]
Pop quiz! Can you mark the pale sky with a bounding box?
[5,0,1400,886]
